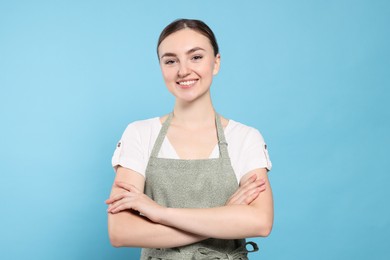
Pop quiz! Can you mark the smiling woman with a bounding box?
[106,18,273,260]
[158,28,220,104]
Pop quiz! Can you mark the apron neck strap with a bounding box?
[150,113,173,158]
[215,113,229,159]
[150,112,229,159]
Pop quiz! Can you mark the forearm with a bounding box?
[108,210,207,248]
[107,168,272,246]
[158,170,273,239]
[107,167,207,248]
[159,204,273,239]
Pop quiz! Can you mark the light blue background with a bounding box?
[1,0,389,259]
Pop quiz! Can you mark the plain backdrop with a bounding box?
[1,0,389,259]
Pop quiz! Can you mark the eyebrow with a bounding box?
[160,47,206,59]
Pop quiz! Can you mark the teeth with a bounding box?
[178,80,196,86]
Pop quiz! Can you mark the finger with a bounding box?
[115,182,139,193]
[234,179,266,201]
[240,174,257,187]
[226,189,241,204]
[107,197,132,213]
[107,196,123,211]
[245,178,266,190]
[227,189,251,205]
[226,196,237,205]
[243,190,261,205]
[227,186,248,204]
[245,185,267,203]
[108,202,127,213]
[233,184,267,205]
[105,192,128,204]
[236,188,261,205]
[246,174,257,183]
[227,178,266,205]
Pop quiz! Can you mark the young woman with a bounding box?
[106,19,273,259]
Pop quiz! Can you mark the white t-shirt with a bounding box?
[112,117,272,183]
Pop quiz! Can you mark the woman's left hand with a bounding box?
[105,181,165,223]
[226,174,266,206]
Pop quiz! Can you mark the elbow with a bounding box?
[252,214,273,237]
[108,213,142,247]
[108,216,131,248]
[109,226,137,248]
[108,211,147,248]
[109,235,123,248]
[258,222,273,237]
[109,224,125,248]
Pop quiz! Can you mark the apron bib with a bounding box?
[141,113,258,260]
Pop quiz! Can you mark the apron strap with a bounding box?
[144,241,258,260]
[195,241,259,259]
[215,113,230,159]
[150,112,173,158]
[150,112,230,159]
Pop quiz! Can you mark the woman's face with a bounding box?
[158,28,220,103]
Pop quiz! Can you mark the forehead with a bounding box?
[158,28,213,54]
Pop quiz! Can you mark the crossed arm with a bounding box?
[106,166,273,248]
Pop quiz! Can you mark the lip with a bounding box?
[176,79,198,89]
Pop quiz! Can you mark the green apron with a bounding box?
[141,113,259,260]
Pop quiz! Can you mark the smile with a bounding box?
[177,80,197,86]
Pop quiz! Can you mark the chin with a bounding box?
[176,96,198,103]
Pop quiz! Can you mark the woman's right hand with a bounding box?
[106,181,167,223]
[226,174,266,206]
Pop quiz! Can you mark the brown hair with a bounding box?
[157,19,219,58]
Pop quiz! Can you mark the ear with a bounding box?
[213,53,221,75]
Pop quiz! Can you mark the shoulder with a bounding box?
[226,119,265,144]
[127,117,160,129]
[121,117,161,141]
[113,117,161,176]
[124,117,160,132]
[225,119,272,176]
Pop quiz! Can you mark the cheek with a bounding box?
[199,62,216,78]
[161,67,175,83]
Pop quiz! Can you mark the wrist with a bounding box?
[158,207,173,226]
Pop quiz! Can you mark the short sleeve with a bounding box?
[239,128,272,178]
[111,123,147,177]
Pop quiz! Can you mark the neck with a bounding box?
[172,94,215,127]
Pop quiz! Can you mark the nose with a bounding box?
[178,62,190,78]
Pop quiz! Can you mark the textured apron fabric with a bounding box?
[140,113,258,260]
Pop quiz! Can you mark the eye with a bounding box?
[164,59,176,65]
[192,55,203,61]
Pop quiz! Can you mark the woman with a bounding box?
[106,19,273,259]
